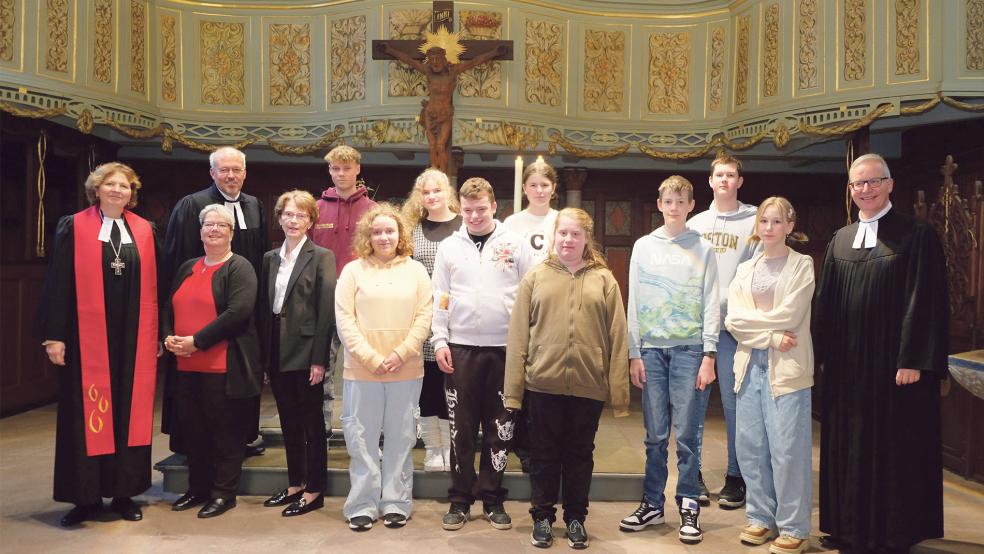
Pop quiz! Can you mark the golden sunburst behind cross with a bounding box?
[418,26,466,64]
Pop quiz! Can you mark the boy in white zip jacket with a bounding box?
[431,178,534,532]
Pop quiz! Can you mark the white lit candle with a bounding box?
[514,156,524,214]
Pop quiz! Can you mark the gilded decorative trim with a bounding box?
[330,15,365,104]
[458,120,540,151]
[92,0,112,84]
[708,25,725,111]
[735,15,749,106]
[270,23,311,106]
[457,10,502,99]
[549,132,630,158]
[160,14,177,102]
[45,0,69,73]
[388,9,429,97]
[647,31,690,115]
[4,91,979,159]
[0,0,13,62]
[798,0,818,89]
[131,1,146,93]
[895,0,919,75]
[353,119,416,147]
[844,0,866,81]
[763,3,780,97]
[583,29,625,113]
[524,19,562,107]
[200,20,245,105]
[968,0,984,70]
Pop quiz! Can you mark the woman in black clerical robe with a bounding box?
[37,162,160,527]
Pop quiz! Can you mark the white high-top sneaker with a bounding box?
[438,418,452,471]
[419,416,444,472]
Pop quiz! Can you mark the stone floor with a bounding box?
[2,391,983,553]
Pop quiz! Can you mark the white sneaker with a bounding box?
[678,498,703,544]
[619,500,664,532]
[424,447,445,472]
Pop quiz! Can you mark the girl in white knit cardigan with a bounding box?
[725,197,814,554]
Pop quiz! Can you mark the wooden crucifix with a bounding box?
[372,1,514,174]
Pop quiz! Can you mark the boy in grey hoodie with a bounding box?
[621,175,719,544]
[687,155,759,508]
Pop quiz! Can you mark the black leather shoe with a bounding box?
[282,495,324,517]
[110,498,143,521]
[198,498,236,519]
[244,444,266,457]
[60,502,102,527]
[172,492,209,512]
[264,488,302,507]
[820,535,849,550]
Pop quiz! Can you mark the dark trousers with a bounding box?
[527,391,604,524]
[419,360,449,419]
[445,344,515,507]
[270,370,327,492]
[512,395,532,469]
[176,371,249,500]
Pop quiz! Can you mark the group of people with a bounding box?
[38,145,948,554]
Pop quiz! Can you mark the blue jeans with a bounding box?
[697,330,740,477]
[640,346,704,507]
[736,350,812,539]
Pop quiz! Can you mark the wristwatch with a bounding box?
[703,351,717,359]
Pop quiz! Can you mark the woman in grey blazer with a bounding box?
[257,190,337,517]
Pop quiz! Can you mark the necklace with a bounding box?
[108,229,125,275]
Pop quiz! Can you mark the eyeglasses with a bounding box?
[215,167,245,176]
[280,211,310,222]
[202,222,232,230]
[849,176,890,190]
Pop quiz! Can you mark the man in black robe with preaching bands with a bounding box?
[161,147,268,455]
[814,153,948,552]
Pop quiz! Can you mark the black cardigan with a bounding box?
[162,253,262,399]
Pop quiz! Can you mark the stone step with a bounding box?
[154,448,644,501]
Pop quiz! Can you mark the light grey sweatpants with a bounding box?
[341,378,422,520]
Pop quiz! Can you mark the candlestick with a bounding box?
[514,156,523,214]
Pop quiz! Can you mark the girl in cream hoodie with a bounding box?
[335,204,433,531]
[725,197,814,554]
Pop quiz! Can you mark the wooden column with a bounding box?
[560,167,587,209]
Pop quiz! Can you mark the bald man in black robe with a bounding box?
[814,153,948,552]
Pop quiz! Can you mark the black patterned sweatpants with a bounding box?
[444,344,515,508]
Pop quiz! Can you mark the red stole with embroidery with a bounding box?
[74,206,158,456]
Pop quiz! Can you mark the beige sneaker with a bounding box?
[769,534,809,554]
[740,524,776,545]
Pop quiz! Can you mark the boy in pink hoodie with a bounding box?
[309,145,377,430]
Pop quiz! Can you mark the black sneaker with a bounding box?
[697,470,710,505]
[441,502,471,531]
[678,498,703,544]
[567,520,589,549]
[531,518,554,548]
[383,512,408,528]
[618,500,664,532]
[442,503,470,530]
[718,474,746,509]
[484,504,512,530]
[348,515,374,532]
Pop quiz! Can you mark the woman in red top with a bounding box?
[163,204,261,519]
